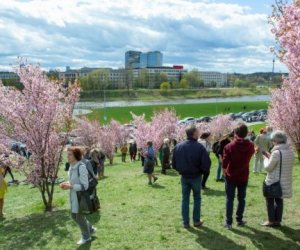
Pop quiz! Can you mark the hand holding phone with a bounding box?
[262,151,270,158]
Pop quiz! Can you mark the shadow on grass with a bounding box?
[151,183,165,189]
[232,226,300,250]
[0,209,101,250]
[202,188,225,197]
[187,226,246,250]
[278,226,300,244]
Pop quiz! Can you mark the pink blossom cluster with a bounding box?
[269,2,300,158]
[131,109,179,152]
[0,63,80,186]
[209,115,236,141]
[73,118,101,148]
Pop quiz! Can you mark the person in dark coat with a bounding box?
[172,125,211,228]
[161,138,171,175]
[129,141,137,161]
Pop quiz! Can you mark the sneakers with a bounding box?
[148,181,153,185]
[224,223,232,230]
[261,221,280,227]
[153,177,158,183]
[237,221,247,227]
[194,220,204,228]
[183,224,190,229]
[90,227,97,235]
[77,237,91,245]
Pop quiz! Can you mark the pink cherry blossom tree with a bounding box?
[0,63,80,211]
[73,118,101,148]
[210,115,235,141]
[268,0,300,160]
[109,119,130,147]
[99,125,116,164]
[131,109,178,152]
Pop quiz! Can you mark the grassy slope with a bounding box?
[87,101,269,123]
[80,88,270,102]
[1,146,300,250]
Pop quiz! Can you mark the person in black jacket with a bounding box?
[172,125,211,228]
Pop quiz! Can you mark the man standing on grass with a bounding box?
[222,123,255,229]
[172,125,211,228]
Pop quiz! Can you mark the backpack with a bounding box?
[77,163,100,214]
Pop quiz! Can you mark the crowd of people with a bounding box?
[171,123,294,229]
[0,122,296,246]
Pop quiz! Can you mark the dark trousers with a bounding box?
[202,171,210,187]
[130,152,136,161]
[141,156,145,166]
[266,198,283,223]
[225,178,248,225]
[4,167,14,181]
[71,213,92,240]
[181,176,202,225]
[161,156,170,174]
[121,153,126,162]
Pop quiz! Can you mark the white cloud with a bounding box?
[0,0,286,73]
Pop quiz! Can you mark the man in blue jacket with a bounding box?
[172,125,211,228]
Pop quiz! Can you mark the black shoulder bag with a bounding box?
[77,165,99,214]
[263,150,283,199]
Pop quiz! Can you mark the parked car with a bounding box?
[196,116,211,123]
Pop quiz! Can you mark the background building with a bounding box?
[125,51,141,69]
[125,50,163,69]
[197,71,228,87]
[0,71,18,80]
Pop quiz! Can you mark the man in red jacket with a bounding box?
[222,123,255,229]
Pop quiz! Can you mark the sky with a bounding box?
[0,0,289,73]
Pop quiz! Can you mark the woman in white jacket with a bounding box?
[60,147,96,245]
[262,131,294,227]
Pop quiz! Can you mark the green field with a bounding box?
[87,101,269,123]
[1,149,300,250]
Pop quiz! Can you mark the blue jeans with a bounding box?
[216,159,223,180]
[181,176,202,225]
[225,178,248,225]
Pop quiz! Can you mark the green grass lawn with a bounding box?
[1,152,299,250]
[87,101,268,123]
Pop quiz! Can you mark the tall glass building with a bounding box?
[125,50,163,68]
[146,51,163,68]
[125,51,141,69]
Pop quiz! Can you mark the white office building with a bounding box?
[197,71,228,87]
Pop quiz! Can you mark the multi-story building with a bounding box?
[59,66,108,82]
[125,50,163,69]
[132,65,187,87]
[125,51,141,69]
[146,51,163,68]
[197,71,228,87]
[0,71,19,80]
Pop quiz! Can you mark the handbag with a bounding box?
[77,164,99,214]
[263,150,283,198]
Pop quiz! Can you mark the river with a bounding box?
[75,95,270,109]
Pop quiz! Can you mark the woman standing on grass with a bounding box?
[198,132,211,189]
[143,141,158,185]
[60,147,96,246]
[262,131,294,227]
[0,165,8,220]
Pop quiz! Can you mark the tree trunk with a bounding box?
[40,179,54,212]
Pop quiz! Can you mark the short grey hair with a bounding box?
[271,130,287,144]
[186,124,197,139]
